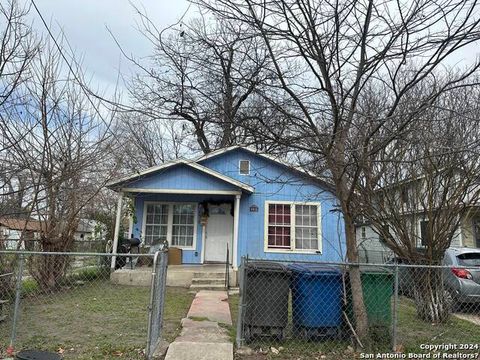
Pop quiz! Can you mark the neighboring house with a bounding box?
[356,223,393,264]
[107,146,346,269]
[75,219,103,242]
[356,175,480,263]
[0,217,102,250]
[0,218,42,250]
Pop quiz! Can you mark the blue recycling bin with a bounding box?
[289,264,343,339]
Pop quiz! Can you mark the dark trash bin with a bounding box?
[16,350,62,360]
[243,261,291,342]
[289,264,343,339]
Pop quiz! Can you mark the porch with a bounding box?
[106,160,255,271]
[110,264,238,288]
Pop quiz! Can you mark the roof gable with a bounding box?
[107,159,254,193]
[197,146,335,193]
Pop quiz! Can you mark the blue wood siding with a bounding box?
[124,164,239,192]
[200,149,346,263]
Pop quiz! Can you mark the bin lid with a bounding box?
[359,266,394,275]
[246,261,289,273]
[288,263,341,276]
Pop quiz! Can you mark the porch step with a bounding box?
[190,284,227,290]
[189,271,228,290]
[192,272,225,279]
[191,278,225,286]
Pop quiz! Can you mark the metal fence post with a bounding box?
[392,264,399,351]
[146,249,168,359]
[8,254,25,354]
[236,256,247,348]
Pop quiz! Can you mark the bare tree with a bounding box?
[113,111,187,171]
[2,41,118,289]
[0,0,39,294]
[0,0,38,217]
[0,0,38,111]
[360,87,480,322]
[193,0,480,341]
[123,8,276,154]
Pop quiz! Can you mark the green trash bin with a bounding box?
[346,269,394,328]
[361,271,394,326]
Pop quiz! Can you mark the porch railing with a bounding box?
[225,242,230,290]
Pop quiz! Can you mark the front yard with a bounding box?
[0,278,193,359]
[229,294,480,359]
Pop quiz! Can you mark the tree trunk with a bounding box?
[344,214,370,345]
[412,267,450,323]
[29,235,74,291]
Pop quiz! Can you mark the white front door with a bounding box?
[205,204,233,263]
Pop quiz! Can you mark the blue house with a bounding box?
[107,146,346,270]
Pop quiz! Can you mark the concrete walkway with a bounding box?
[165,290,233,360]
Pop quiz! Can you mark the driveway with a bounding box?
[454,313,480,325]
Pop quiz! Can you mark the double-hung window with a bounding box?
[144,202,196,248]
[172,204,196,247]
[144,204,169,245]
[266,202,321,252]
[267,203,292,249]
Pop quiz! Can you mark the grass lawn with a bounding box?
[397,298,480,352]
[0,279,194,359]
[229,294,480,360]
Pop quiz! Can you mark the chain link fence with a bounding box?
[0,250,168,360]
[235,257,480,359]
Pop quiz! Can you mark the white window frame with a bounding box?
[142,201,198,250]
[264,200,322,254]
[239,160,250,175]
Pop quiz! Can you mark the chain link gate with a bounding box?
[146,248,168,359]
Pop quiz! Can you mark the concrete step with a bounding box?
[192,272,225,279]
[191,278,225,286]
[189,284,226,290]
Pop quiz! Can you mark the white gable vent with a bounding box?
[239,160,250,175]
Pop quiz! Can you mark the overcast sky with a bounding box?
[28,0,189,97]
[27,0,479,102]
